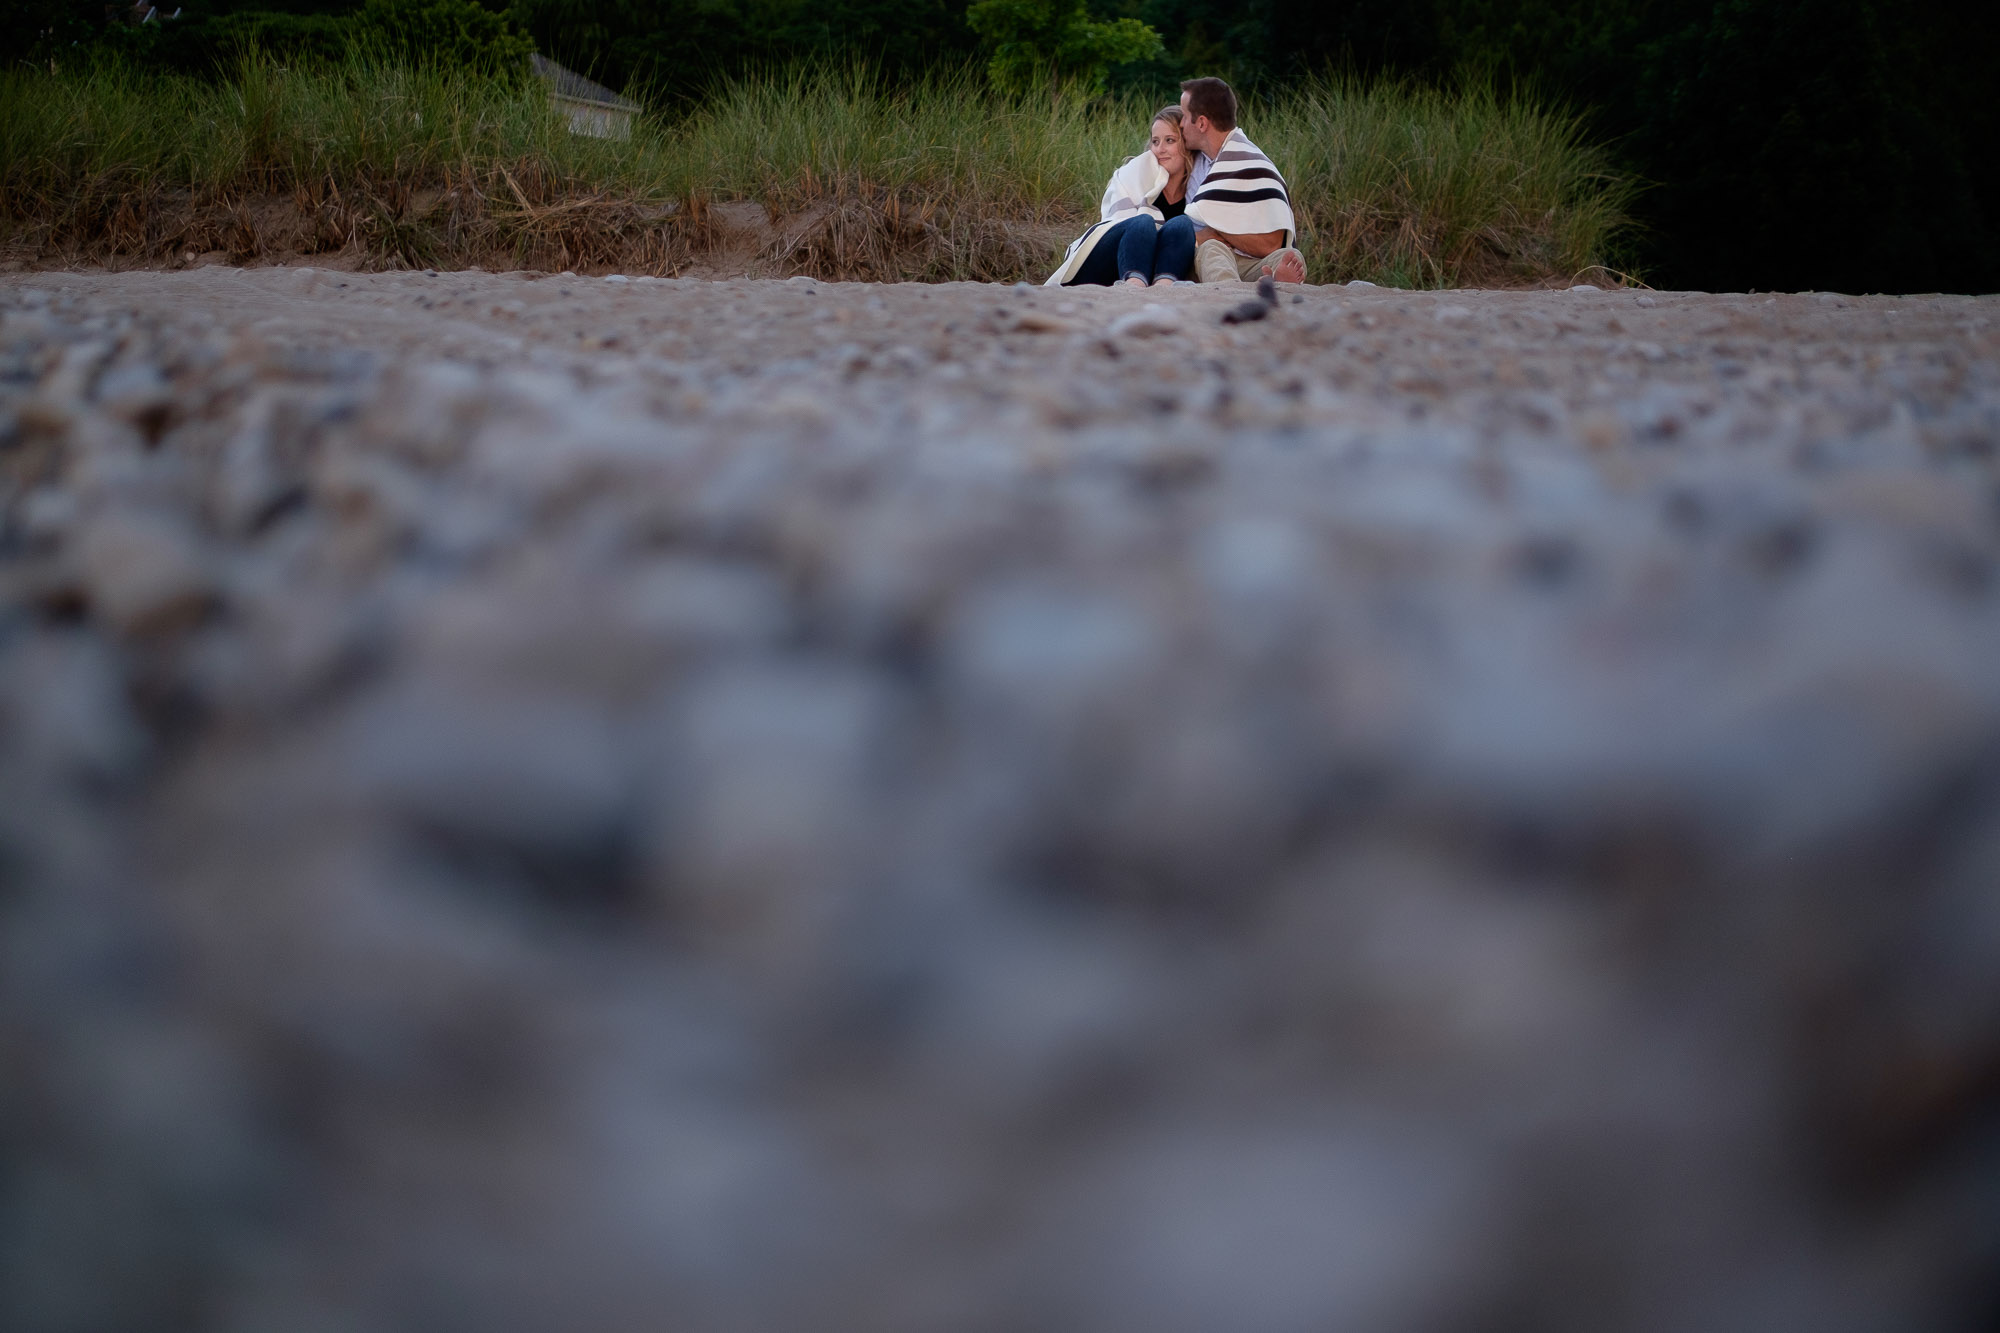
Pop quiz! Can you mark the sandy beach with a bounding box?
[4,266,1998,1331]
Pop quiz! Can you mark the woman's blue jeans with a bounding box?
[1066,213,1197,285]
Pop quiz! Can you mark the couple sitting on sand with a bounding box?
[1048,76,1306,290]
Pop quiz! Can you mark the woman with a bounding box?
[1045,106,1198,288]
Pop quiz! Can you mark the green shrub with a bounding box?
[7,0,532,78]
[354,0,531,71]
[964,0,1160,94]
[505,0,980,105]
[197,10,355,64]
[6,0,109,69]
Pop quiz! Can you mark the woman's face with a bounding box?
[1149,119,1187,176]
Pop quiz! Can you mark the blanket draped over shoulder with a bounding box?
[1043,151,1169,287]
[1187,128,1295,252]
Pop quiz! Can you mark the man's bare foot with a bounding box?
[1264,251,1307,284]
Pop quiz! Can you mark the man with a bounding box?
[1179,76,1307,286]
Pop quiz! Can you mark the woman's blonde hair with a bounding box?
[1151,104,1185,134]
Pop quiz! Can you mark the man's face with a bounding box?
[1178,92,1212,155]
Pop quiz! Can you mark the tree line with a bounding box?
[7,0,1995,293]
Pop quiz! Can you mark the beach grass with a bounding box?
[0,56,1635,285]
[1260,79,1638,288]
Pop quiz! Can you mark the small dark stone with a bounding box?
[1513,534,1583,586]
[1921,539,1992,597]
[1221,300,1270,325]
[1740,518,1817,575]
[1256,274,1278,305]
[1663,488,1708,533]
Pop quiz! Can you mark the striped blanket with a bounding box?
[1187,128,1295,251]
[1044,151,1170,287]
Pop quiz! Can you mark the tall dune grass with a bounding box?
[0,57,1635,285]
[1259,80,1635,288]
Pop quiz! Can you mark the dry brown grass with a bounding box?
[5,169,717,276]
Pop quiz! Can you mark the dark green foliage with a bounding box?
[6,0,109,68]
[506,0,981,102]
[10,0,531,74]
[1625,0,1997,292]
[1088,0,1246,98]
[1255,0,1447,81]
[965,0,1160,94]
[159,7,357,68]
[356,0,530,69]
[1094,0,1457,93]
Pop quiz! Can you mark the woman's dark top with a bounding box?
[1156,193,1186,222]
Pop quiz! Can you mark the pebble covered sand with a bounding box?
[4,266,2000,1331]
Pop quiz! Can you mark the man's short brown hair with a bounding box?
[1179,77,1237,132]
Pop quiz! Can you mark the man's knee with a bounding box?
[1194,238,1241,284]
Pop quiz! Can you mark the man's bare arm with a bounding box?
[1191,226,1286,258]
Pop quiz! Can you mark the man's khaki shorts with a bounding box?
[1195,238,1305,284]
